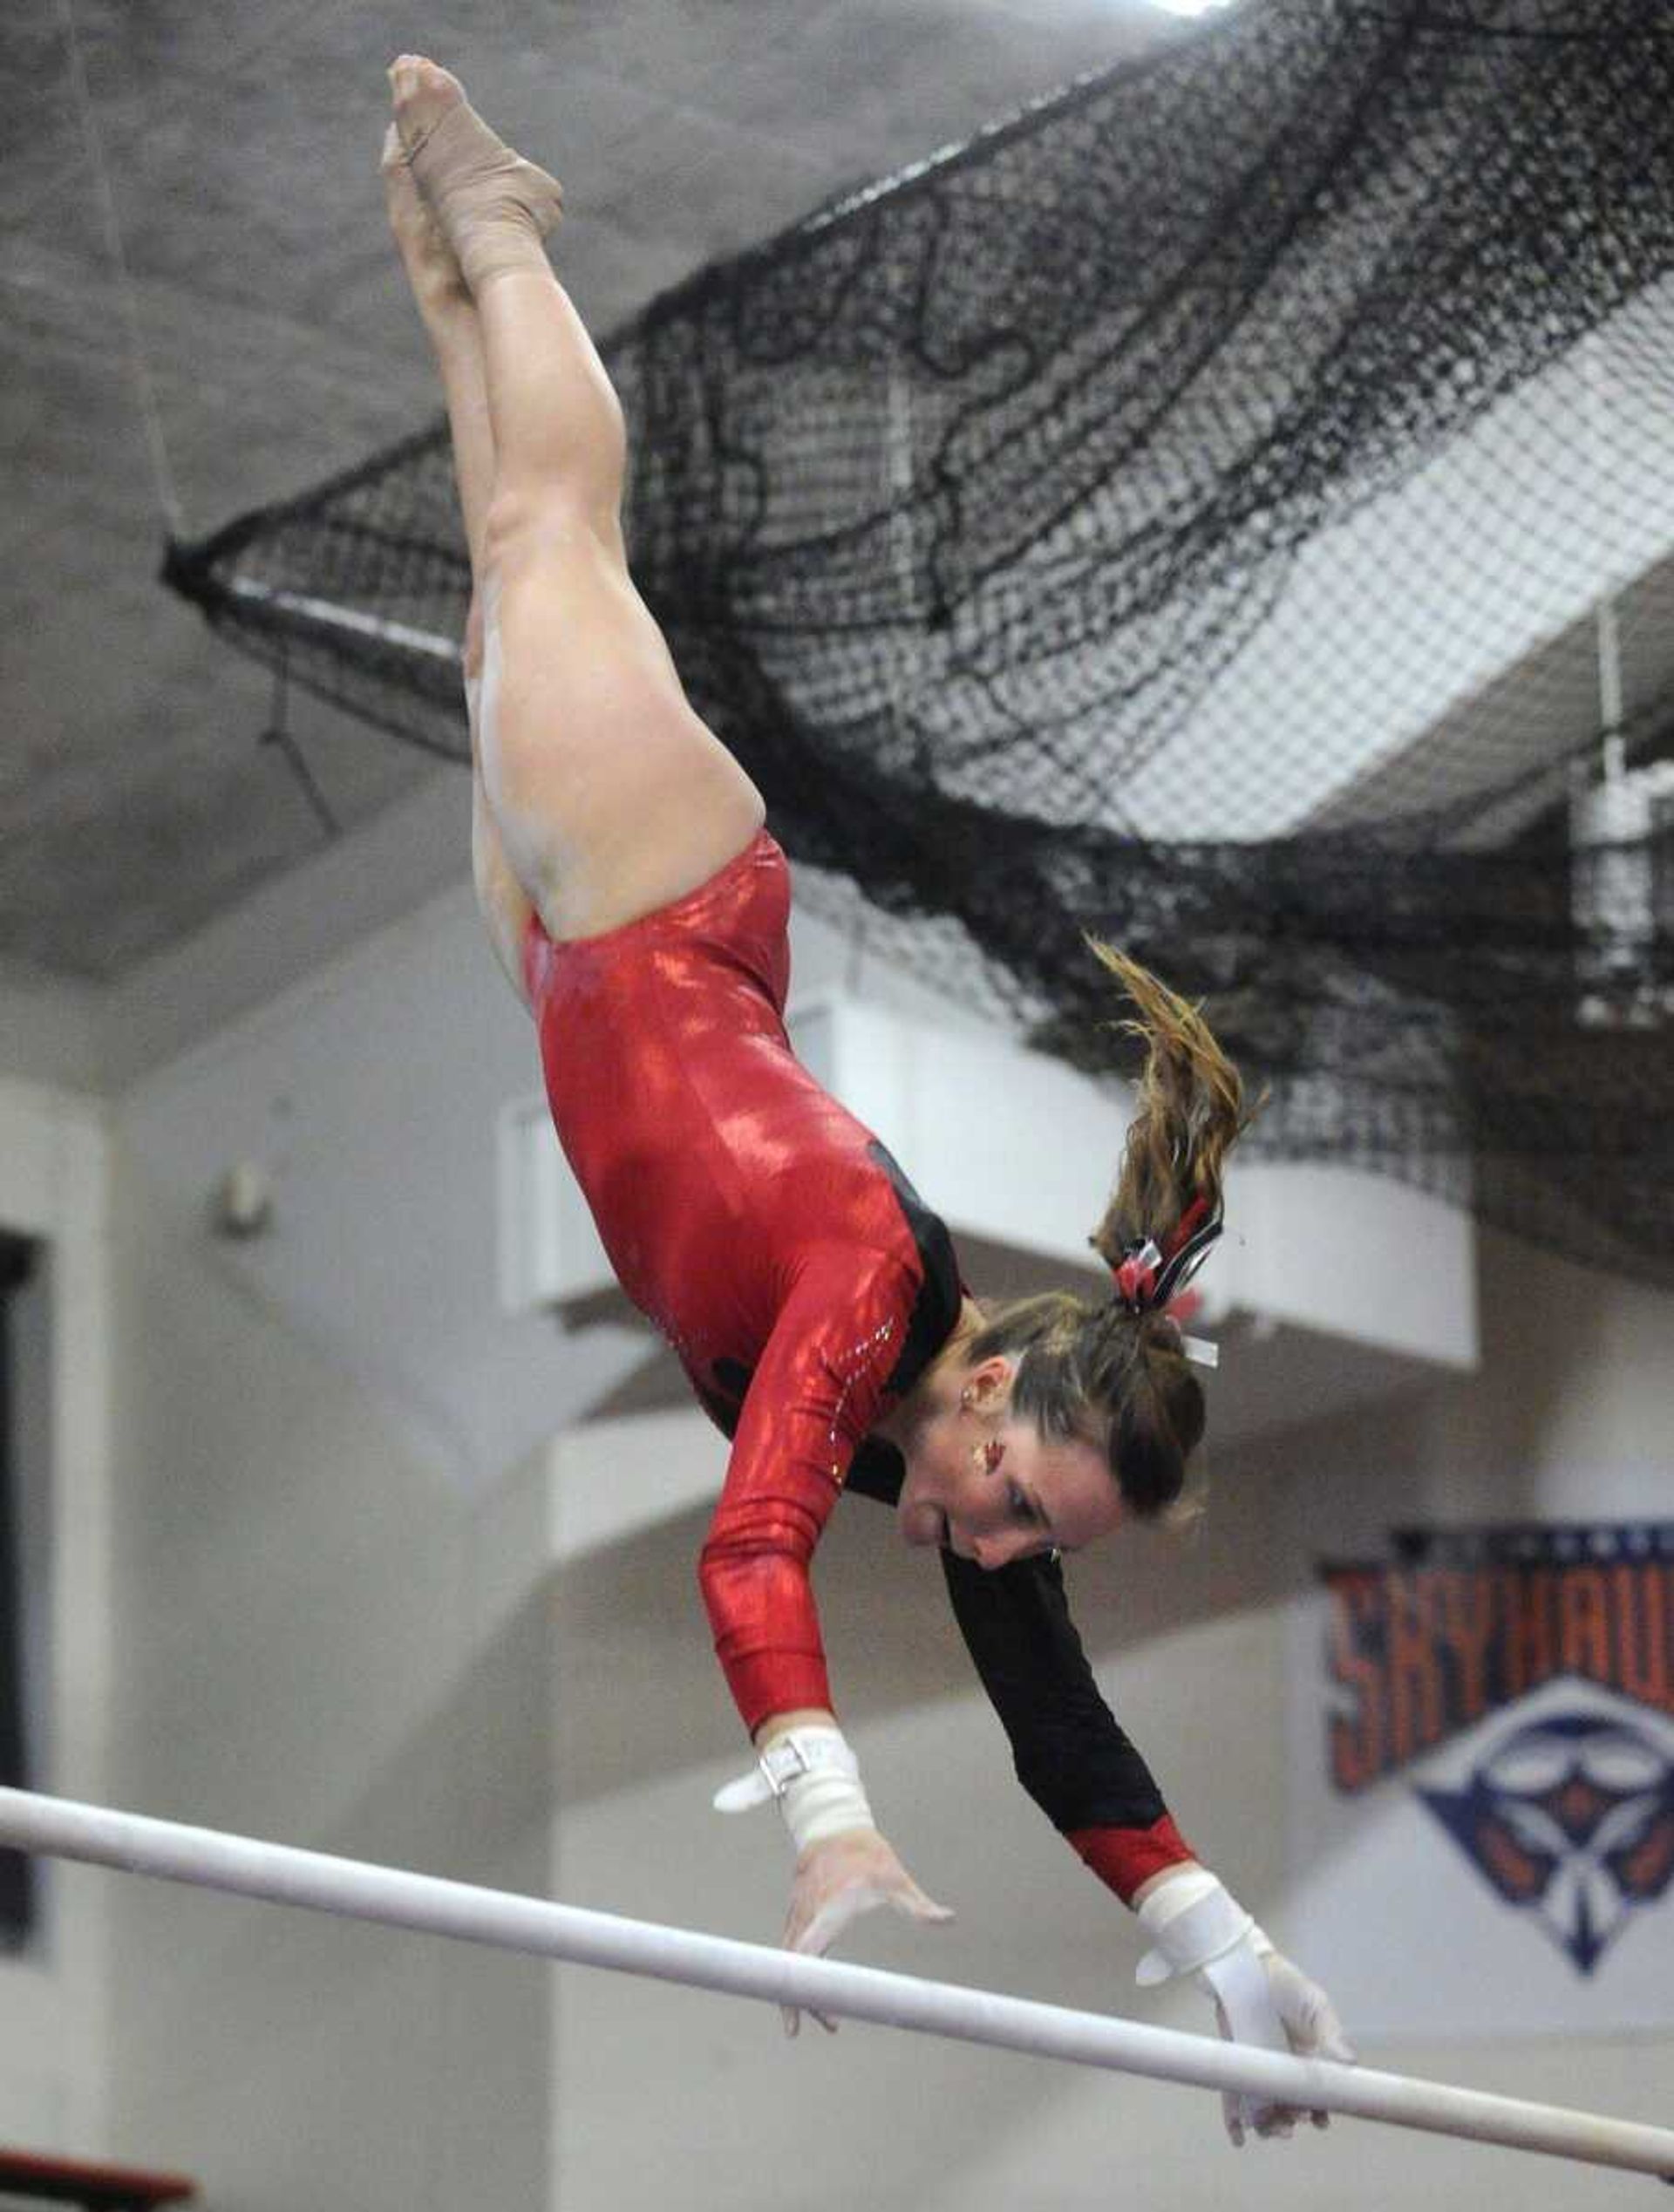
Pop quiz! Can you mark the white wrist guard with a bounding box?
[712,1725,875,1856]
[1135,1868,1286,2051]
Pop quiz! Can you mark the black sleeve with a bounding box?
[939,1546,1169,1834]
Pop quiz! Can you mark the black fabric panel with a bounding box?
[939,1545,1168,1834]
[844,1434,905,1505]
[864,1140,963,1399]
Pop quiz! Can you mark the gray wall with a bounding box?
[0,885,1668,2209]
[0,1072,113,2150]
[545,1222,1672,2212]
[104,1151,554,2212]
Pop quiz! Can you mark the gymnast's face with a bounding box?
[894,1354,1123,1570]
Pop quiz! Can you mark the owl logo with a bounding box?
[1419,1711,1674,1975]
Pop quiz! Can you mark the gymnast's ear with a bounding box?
[958,1354,1014,1414]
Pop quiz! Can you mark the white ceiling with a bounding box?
[3,0,1186,994]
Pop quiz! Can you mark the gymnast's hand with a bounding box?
[1209,1949,1356,2146]
[779,1827,954,2037]
[1134,1863,1355,2146]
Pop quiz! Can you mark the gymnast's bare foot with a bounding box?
[387,55,563,296]
[381,123,470,335]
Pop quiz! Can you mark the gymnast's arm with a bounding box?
[942,1547,1356,2142]
[698,1248,954,1996]
[936,1545,1197,1902]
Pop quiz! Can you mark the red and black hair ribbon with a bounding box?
[1112,1194,1223,1314]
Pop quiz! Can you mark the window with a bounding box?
[0,1236,37,1943]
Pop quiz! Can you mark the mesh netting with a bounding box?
[165,0,1674,1285]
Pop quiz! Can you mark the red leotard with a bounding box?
[523,827,1193,1901]
[523,829,962,1727]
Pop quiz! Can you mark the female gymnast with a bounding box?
[384,54,1352,2143]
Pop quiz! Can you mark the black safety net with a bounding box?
[164,0,1674,1285]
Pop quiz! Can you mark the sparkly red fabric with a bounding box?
[522,831,1196,1908]
[524,831,952,1729]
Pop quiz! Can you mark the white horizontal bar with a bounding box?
[3,1787,1671,2181]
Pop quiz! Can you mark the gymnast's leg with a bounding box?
[382,126,534,1000]
[388,57,766,945]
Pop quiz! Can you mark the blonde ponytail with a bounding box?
[1085,944,1253,1269]
[955,949,1253,1524]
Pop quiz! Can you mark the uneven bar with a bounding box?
[2,1787,1670,2181]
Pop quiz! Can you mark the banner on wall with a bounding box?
[1286,1522,1674,2038]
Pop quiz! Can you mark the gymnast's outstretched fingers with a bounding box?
[1134,1863,1357,2147]
[779,1828,954,2038]
[1209,1951,1357,2145]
